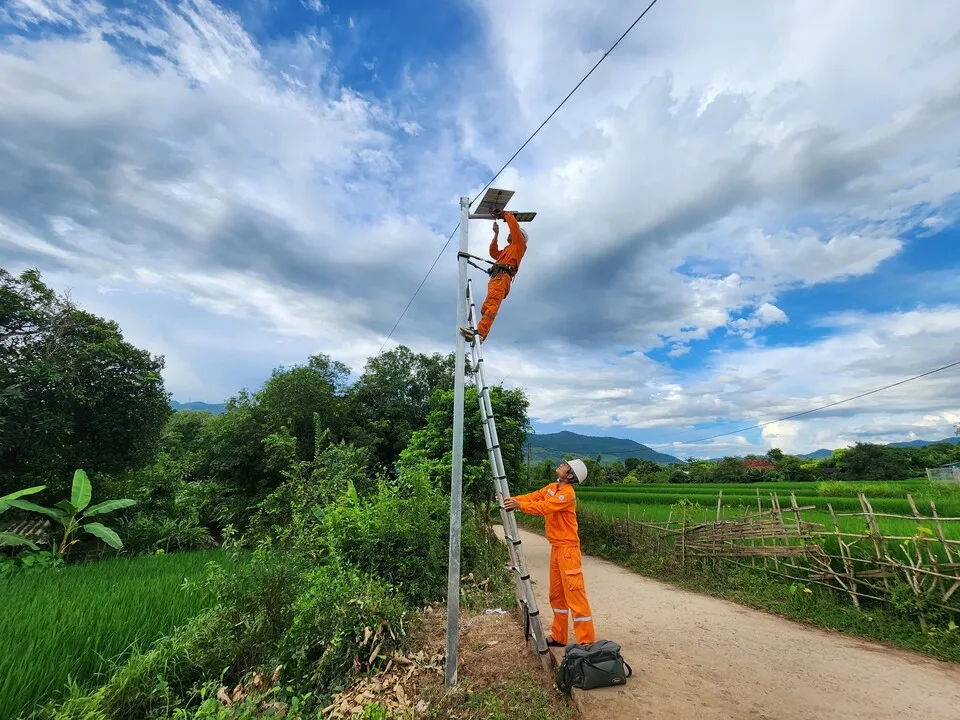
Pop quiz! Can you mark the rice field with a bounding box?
[575,479,960,541]
[0,550,226,720]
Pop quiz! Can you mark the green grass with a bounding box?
[0,550,225,720]
[577,480,960,538]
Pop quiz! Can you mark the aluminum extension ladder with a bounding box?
[464,278,553,671]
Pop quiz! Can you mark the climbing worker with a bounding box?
[460,209,527,343]
[503,459,596,647]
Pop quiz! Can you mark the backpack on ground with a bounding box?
[554,640,632,693]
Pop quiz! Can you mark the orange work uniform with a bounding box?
[477,211,527,341]
[511,481,596,645]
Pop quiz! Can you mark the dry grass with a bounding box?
[322,604,578,720]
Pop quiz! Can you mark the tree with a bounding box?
[256,354,352,461]
[766,448,784,463]
[841,442,909,482]
[601,460,627,485]
[776,454,818,483]
[396,384,531,515]
[631,458,662,478]
[712,457,747,483]
[347,346,454,472]
[0,268,170,496]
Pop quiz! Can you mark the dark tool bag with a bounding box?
[555,640,632,692]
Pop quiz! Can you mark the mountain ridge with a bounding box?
[170,400,227,415]
[525,430,681,466]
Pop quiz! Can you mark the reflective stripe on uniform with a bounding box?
[552,608,569,614]
[573,616,593,623]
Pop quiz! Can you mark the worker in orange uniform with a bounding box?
[504,459,596,647]
[460,209,527,343]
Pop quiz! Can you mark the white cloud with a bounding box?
[2,0,959,453]
[494,305,960,455]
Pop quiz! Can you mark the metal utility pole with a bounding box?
[444,195,470,687]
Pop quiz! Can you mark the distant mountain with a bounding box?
[887,437,960,448]
[798,449,834,460]
[526,431,681,466]
[170,400,226,415]
[790,437,959,460]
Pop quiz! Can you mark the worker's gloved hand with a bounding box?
[492,221,499,234]
[503,497,520,511]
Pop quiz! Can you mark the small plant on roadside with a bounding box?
[6,469,136,557]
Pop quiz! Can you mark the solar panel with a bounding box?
[473,187,514,216]
[469,187,536,222]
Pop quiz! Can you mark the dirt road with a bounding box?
[501,527,960,720]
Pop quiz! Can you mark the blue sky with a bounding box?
[1,0,959,458]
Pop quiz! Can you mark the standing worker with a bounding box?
[504,459,596,647]
[460,209,527,343]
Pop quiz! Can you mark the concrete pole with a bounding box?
[444,195,470,687]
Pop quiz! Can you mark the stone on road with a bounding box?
[500,526,960,720]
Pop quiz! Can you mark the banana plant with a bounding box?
[7,470,136,556]
[0,485,47,550]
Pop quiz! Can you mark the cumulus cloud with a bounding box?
[2,0,959,452]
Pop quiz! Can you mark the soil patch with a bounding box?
[323,604,577,719]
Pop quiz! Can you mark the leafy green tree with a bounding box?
[766,448,784,463]
[684,459,714,483]
[842,442,910,481]
[257,354,352,461]
[0,268,170,496]
[396,385,530,514]
[200,392,267,480]
[601,460,627,484]
[631,458,662,479]
[712,457,747,483]
[347,346,454,472]
[777,454,817,482]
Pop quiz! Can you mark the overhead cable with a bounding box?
[375,0,663,356]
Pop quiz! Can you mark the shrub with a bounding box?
[284,562,407,694]
[322,474,450,607]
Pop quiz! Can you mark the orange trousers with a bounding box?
[549,545,596,645]
[477,273,512,340]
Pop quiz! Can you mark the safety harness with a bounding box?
[488,262,517,278]
[457,252,517,279]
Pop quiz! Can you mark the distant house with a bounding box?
[744,458,775,471]
[926,462,960,484]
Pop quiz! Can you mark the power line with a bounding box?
[376,0,662,356]
[680,358,960,446]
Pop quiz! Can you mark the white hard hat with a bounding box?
[566,458,588,483]
[520,228,528,241]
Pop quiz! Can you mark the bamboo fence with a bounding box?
[605,490,960,630]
